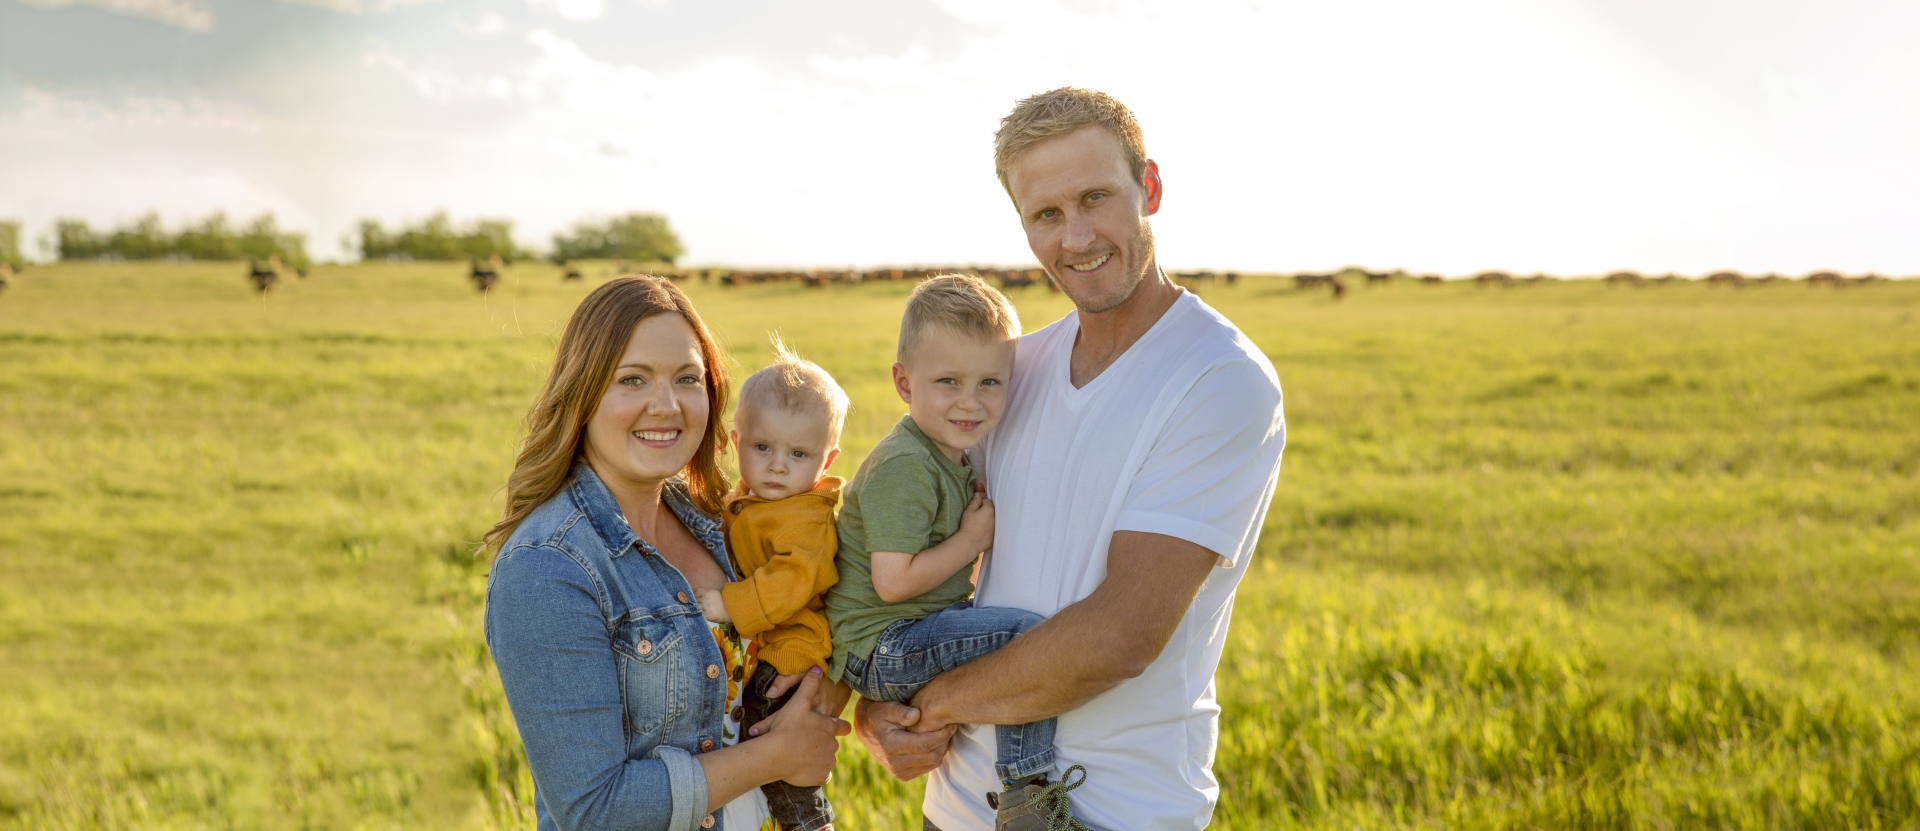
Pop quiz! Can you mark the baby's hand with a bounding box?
[958,491,995,551]
[695,588,730,623]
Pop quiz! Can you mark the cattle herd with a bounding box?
[0,259,1880,300]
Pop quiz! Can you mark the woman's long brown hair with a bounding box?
[482,276,731,556]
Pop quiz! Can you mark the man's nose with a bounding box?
[1062,212,1096,252]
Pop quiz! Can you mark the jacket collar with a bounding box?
[722,476,845,516]
[566,462,730,573]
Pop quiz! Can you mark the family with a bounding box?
[482,88,1287,831]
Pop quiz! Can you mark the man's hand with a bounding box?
[853,698,956,781]
[764,669,851,716]
[695,588,730,623]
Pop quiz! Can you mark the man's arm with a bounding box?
[908,530,1215,730]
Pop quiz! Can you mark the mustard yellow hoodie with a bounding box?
[719,476,841,675]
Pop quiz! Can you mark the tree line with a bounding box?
[25,210,682,267]
[52,213,313,271]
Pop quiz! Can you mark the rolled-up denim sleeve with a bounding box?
[486,545,710,831]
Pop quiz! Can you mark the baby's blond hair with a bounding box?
[736,336,849,444]
[897,275,1022,363]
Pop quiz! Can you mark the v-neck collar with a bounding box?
[1057,290,1194,407]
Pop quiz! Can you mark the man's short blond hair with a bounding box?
[993,87,1148,198]
[898,275,1022,363]
[737,336,849,444]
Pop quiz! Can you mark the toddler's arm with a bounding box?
[870,491,993,604]
[708,521,840,635]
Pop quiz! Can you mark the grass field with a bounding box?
[1,262,1917,830]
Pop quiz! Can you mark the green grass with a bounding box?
[1,262,1916,829]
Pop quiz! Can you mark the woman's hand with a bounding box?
[694,588,730,623]
[747,669,850,786]
[764,668,853,717]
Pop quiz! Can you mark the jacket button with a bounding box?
[700,738,715,752]
[702,814,715,828]
[678,592,690,604]
[731,705,745,722]
[706,664,720,679]
[636,640,652,655]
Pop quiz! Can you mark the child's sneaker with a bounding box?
[986,765,1089,831]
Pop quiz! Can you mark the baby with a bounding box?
[696,339,848,831]
[823,275,1088,831]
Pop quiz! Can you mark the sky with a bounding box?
[2,0,1916,275]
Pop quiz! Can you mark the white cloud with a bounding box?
[16,0,213,32]
[276,0,441,13]
[524,0,604,22]
[5,0,1919,274]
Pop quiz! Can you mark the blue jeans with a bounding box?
[841,601,1056,782]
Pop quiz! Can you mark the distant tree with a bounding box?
[55,220,108,260]
[552,213,684,265]
[356,212,524,261]
[0,220,23,269]
[50,212,308,268]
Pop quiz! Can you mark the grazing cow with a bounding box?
[1224,271,1240,285]
[1000,269,1042,290]
[247,258,278,293]
[470,258,500,293]
[1294,273,1332,290]
[1330,277,1347,301]
[1474,270,1513,287]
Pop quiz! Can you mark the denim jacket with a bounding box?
[485,464,743,831]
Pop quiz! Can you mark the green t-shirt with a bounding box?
[825,415,980,682]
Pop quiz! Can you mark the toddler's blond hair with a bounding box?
[736,336,849,445]
[897,275,1022,363]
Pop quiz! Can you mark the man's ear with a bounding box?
[892,362,912,403]
[1142,159,1162,215]
[823,447,842,471]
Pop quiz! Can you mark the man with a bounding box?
[853,88,1287,831]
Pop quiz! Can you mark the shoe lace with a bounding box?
[1035,765,1090,831]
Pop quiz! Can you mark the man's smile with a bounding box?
[1068,253,1112,273]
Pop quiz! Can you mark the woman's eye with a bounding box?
[677,374,702,385]
[620,375,643,387]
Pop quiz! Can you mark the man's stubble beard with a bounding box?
[1060,220,1157,315]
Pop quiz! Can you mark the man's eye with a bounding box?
[1087,192,1105,204]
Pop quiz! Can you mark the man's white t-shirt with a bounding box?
[922,290,1286,831]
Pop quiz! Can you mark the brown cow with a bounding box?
[470,258,500,292]
[247,258,278,293]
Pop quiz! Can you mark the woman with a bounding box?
[484,276,850,831]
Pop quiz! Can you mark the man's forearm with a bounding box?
[911,597,1135,728]
[909,531,1218,730]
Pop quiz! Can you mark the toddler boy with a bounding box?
[823,275,1088,831]
[696,340,848,831]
